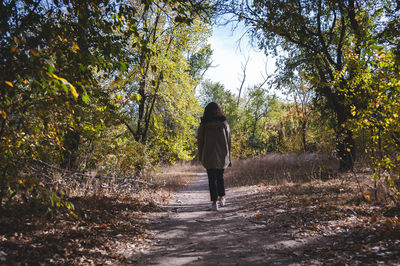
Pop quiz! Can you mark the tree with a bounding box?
[114,2,211,164]
[188,45,214,84]
[198,80,238,120]
[1,0,133,207]
[339,42,400,197]
[237,56,249,107]
[243,85,275,152]
[0,0,213,208]
[219,0,387,171]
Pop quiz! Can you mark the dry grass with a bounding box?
[225,153,339,187]
[51,171,155,199]
[237,172,400,265]
[150,162,204,191]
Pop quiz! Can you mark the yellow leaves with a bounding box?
[69,210,78,219]
[51,73,67,83]
[30,49,40,57]
[0,110,6,119]
[72,43,79,53]
[11,47,20,53]
[55,136,61,147]
[364,194,371,201]
[70,87,79,98]
[5,81,13,87]
[57,35,68,42]
[50,73,79,99]
[136,93,142,102]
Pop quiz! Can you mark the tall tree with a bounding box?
[0,0,212,207]
[115,2,210,159]
[219,0,387,170]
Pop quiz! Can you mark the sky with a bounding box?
[204,22,276,96]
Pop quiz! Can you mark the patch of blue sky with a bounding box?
[204,21,276,96]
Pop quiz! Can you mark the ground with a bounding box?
[1,168,400,265]
[135,172,400,265]
[135,173,302,265]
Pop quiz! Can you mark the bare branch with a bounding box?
[237,56,249,106]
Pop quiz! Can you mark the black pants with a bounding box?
[207,168,225,202]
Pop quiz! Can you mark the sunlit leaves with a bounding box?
[120,61,127,72]
[135,93,142,104]
[337,43,400,195]
[81,90,90,104]
[5,81,13,87]
[0,0,213,213]
[71,43,80,53]
[50,73,79,99]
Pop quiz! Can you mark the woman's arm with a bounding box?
[197,124,204,161]
[225,122,232,165]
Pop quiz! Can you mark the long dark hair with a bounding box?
[201,102,226,124]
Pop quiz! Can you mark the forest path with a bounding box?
[135,173,305,265]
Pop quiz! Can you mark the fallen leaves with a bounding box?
[242,172,400,264]
[0,193,161,264]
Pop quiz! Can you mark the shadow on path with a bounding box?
[134,173,315,265]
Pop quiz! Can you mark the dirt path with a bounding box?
[135,173,308,265]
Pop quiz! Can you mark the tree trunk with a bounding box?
[336,129,355,171]
[61,130,81,169]
[301,120,307,152]
[0,180,4,211]
[336,105,355,171]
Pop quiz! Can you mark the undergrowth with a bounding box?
[225,153,339,187]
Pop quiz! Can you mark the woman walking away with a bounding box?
[197,102,231,211]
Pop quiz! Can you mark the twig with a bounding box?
[34,159,92,177]
[33,159,156,187]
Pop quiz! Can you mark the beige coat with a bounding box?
[197,120,231,169]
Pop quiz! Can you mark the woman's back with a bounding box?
[198,120,230,169]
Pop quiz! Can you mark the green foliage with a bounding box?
[221,0,393,170]
[113,3,208,164]
[1,0,129,209]
[198,80,239,124]
[0,0,212,209]
[188,45,213,83]
[339,46,400,197]
[197,78,335,158]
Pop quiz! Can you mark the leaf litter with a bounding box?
[1,167,400,265]
[242,171,400,265]
[0,189,170,265]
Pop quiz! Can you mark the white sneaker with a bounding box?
[209,203,219,211]
[219,198,226,207]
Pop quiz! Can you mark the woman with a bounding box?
[197,102,231,210]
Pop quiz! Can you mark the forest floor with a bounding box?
[134,171,400,265]
[1,165,400,265]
